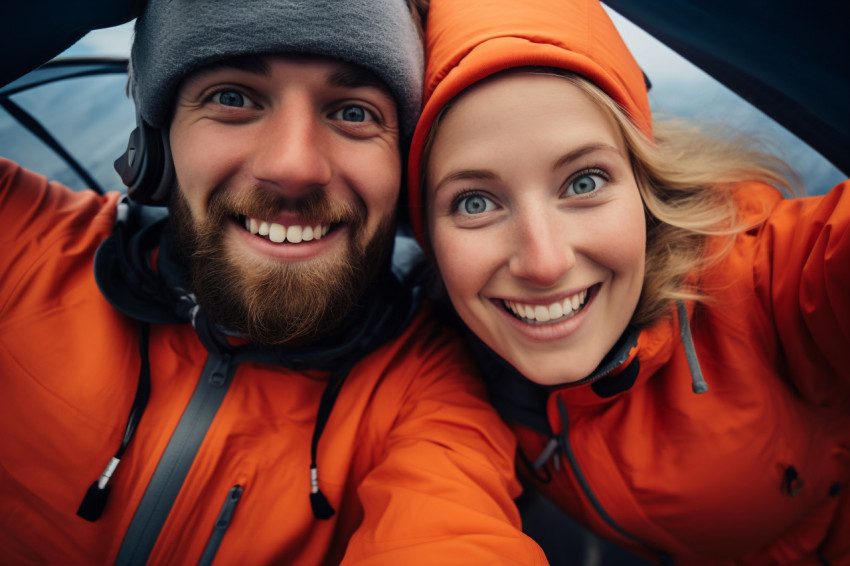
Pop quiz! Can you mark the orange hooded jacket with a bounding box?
[0,158,548,565]
[408,0,850,564]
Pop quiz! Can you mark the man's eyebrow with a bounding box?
[327,67,393,98]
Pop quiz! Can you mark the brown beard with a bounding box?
[169,185,396,346]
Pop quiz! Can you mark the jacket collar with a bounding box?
[471,300,705,434]
[468,322,641,436]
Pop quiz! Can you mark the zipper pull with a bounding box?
[215,485,243,530]
[198,486,244,566]
[208,353,231,387]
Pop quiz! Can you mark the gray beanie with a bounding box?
[131,0,424,139]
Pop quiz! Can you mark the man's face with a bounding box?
[168,55,400,345]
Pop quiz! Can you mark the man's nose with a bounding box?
[507,211,575,287]
[249,98,333,196]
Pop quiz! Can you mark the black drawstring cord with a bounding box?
[77,322,151,522]
[308,359,355,520]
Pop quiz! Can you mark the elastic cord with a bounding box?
[308,358,356,520]
[77,322,151,521]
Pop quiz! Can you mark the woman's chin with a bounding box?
[505,352,600,387]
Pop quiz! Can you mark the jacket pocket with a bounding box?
[198,485,244,566]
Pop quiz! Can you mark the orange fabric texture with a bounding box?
[407,0,651,249]
[0,159,548,565]
[517,181,850,564]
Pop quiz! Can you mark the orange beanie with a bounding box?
[407,0,652,249]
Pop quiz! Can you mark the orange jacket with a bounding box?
[474,181,850,565]
[0,158,548,565]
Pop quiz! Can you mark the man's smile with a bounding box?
[242,215,332,244]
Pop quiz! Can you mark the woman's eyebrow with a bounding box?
[432,170,500,195]
[552,143,623,171]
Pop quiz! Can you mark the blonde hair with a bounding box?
[560,73,800,326]
[420,69,800,328]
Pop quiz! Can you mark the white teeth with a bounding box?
[244,217,329,244]
[534,305,550,322]
[286,225,303,243]
[268,223,286,243]
[505,289,589,323]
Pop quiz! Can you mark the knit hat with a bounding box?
[131,0,424,139]
[407,0,652,249]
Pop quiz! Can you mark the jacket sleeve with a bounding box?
[750,180,850,404]
[341,312,549,566]
[0,158,118,314]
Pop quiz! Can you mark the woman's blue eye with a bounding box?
[213,90,248,107]
[567,172,606,195]
[456,193,496,215]
[335,105,373,122]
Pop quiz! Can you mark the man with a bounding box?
[0,1,547,564]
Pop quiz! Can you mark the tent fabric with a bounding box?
[0,2,140,88]
[603,0,850,176]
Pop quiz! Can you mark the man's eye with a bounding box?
[332,105,374,123]
[455,193,497,216]
[211,90,251,108]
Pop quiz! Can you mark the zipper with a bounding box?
[555,396,673,564]
[198,485,244,566]
[114,351,235,566]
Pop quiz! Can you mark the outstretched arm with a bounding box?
[342,310,549,565]
[751,180,850,403]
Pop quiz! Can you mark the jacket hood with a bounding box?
[407,0,652,249]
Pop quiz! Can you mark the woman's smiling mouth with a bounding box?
[501,287,593,325]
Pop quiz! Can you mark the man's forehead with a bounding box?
[188,54,393,96]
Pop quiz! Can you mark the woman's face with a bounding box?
[426,73,646,385]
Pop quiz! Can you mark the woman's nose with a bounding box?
[249,99,333,196]
[507,213,575,287]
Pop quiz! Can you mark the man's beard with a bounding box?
[170,185,396,346]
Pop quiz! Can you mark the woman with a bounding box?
[406,0,850,564]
